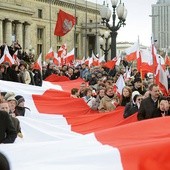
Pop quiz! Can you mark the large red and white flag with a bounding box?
[45,47,54,60]
[54,10,76,36]
[0,45,15,65]
[0,79,170,170]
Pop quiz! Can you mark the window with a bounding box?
[38,9,43,19]
[90,19,93,23]
[37,44,43,56]
[76,33,79,44]
[37,28,43,40]
[57,46,60,51]
[57,36,62,42]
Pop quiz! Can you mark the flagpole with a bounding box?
[49,0,52,48]
[151,35,155,84]
[85,0,87,59]
[95,0,98,54]
[74,0,77,60]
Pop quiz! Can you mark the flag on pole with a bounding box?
[57,43,67,58]
[155,64,169,96]
[124,42,139,62]
[0,45,15,65]
[63,48,74,65]
[34,53,42,71]
[13,50,20,65]
[103,57,118,70]
[45,47,54,61]
[54,10,76,36]
[165,51,170,66]
[115,74,126,95]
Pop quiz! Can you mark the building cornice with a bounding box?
[35,0,100,15]
[0,2,34,15]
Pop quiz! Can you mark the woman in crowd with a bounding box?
[123,91,143,118]
[82,87,96,108]
[9,64,20,82]
[18,62,31,84]
[91,87,105,110]
[98,86,119,112]
[120,86,132,106]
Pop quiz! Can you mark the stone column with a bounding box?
[16,21,23,48]
[24,23,30,49]
[5,19,12,45]
[0,19,3,45]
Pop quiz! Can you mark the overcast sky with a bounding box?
[87,0,158,46]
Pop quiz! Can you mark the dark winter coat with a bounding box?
[137,95,160,120]
[0,111,17,144]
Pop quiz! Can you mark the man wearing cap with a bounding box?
[132,77,146,95]
[15,95,30,116]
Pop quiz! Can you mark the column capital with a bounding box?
[14,20,25,24]
[24,21,32,25]
[4,18,13,22]
[0,17,5,21]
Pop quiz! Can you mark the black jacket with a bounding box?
[124,102,138,118]
[0,111,17,144]
[137,95,160,120]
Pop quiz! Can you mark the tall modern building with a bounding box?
[151,0,170,50]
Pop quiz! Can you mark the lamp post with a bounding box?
[100,0,127,59]
[99,30,111,61]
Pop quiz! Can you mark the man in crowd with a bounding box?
[0,109,17,144]
[0,101,23,138]
[137,84,160,120]
[132,77,146,95]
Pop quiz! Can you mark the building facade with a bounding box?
[151,0,170,50]
[0,0,110,60]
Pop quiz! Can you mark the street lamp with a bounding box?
[100,0,127,59]
[99,30,111,61]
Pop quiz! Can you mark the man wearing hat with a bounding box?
[132,77,146,95]
[15,95,30,116]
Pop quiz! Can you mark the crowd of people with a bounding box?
[0,41,170,145]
